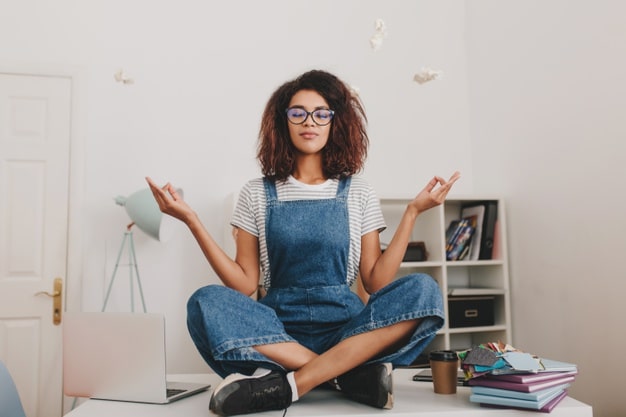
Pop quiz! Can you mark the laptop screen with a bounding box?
[63,312,170,403]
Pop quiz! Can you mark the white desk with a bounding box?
[64,369,592,417]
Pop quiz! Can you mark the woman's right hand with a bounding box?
[145,176,195,224]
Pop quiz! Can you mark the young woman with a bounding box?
[147,69,460,416]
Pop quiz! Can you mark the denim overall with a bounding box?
[187,177,444,378]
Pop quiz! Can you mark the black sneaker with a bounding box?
[209,370,292,416]
[335,362,393,409]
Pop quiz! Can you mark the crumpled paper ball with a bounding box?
[413,67,443,84]
[370,19,387,51]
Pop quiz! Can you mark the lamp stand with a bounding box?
[102,224,147,312]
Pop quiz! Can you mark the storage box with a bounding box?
[381,241,428,262]
[403,241,427,262]
[448,296,494,328]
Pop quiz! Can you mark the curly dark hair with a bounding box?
[257,70,369,181]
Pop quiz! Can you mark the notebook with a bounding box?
[468,373,576,393]
[486,370,578,384]
[63,312,210,404]
[471,387,568,411]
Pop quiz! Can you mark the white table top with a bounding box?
[64,369,592,417]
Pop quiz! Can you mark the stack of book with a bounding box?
[469,368,577,412]
[460,343,578,413]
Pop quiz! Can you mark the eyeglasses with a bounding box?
[285,107,335,126]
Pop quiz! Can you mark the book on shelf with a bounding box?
[445,218,476,261]
[491,220,501,259]
[457,205,484,260]
[445,219,464,250]
[461,201,498,260]
[445,219,460,241]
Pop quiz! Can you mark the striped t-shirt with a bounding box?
[231,176,386,288]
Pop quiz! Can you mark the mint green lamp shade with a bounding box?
[114,188,182,241]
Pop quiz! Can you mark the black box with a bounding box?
[381,241,428,262]
[403,242,427,262]
[448,296,494,328]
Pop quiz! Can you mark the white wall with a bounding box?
[6,1,620,415]
[467,2,626,417]
[0,0,473,374]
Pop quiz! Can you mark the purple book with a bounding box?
[480,390,568,413]
[486,370,578,384]
[468,374,576,393]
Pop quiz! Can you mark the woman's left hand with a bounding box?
[409,171,461,214]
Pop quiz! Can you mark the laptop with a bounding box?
[63,312,210,404]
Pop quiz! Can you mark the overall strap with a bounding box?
[263,177,278,204]
[336,176,352,201]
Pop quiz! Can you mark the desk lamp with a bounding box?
[101,187,181,312]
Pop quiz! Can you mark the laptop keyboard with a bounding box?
[167,388,187,398]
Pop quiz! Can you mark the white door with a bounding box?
[0,73,72,417]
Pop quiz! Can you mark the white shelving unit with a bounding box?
[378,197,512,353]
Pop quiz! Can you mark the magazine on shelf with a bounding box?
[461,201,498,260]
[445,217,476,261]
[458,205,484,260]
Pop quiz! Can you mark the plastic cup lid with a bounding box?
[429,350,458,361]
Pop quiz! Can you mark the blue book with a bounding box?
[479,390,568,413]
[470,386,566,410]
[445,219,468,253]
[490,358,578,375]
[447,225,475,260]
[471,383,570,402]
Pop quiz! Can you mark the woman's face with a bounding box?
[286,89,332,156]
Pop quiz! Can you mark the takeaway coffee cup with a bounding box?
[429,350,459,394]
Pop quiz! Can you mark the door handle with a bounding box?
[35,277,63,325]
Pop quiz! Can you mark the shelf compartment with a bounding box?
[395,265,444,288]
[446,264,507,290]
[379,200,444,262]
[379,196,512,351]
